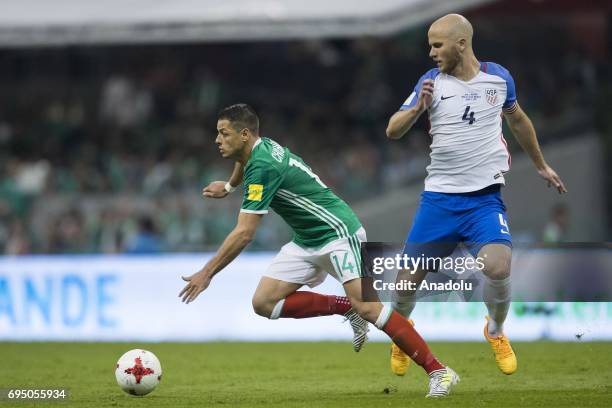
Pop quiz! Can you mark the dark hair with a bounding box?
[217,104,259,134]
[138,216,156,234]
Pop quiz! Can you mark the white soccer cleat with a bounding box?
[426,367,460,398]
[344,309,369,352]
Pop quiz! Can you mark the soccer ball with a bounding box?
[115,349,162,396]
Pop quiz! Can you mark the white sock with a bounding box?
[483,276,511,337]
[269,299,285,320]
[374,304,393,330]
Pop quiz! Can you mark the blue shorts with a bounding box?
[404,185,512,263]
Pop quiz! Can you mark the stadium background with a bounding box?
[0,0,611,343]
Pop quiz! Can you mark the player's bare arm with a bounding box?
[202,161,245,198]
[386,79,434,139]
[179,211,262,303]
[504,103,567,194]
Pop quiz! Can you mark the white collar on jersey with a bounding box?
[251,137,262,151]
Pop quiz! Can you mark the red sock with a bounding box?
[280,292,352,318]
[383,310,444,375]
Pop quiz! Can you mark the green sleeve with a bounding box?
[240,160,283,214]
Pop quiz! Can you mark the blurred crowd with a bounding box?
[0,17,609,254]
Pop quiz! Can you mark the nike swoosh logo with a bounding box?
[441,95,456,100]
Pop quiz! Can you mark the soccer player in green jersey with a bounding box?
[179,104,459,397]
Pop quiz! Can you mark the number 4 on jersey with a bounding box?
[462,106,476,125]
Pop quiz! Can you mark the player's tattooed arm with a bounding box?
[180,212,262,303]
[386,79,434,140]
[504,103,567,194]
[202,162,245,198]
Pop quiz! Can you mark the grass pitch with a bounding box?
[0,342,610,407]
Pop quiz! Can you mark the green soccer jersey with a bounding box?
[240,137,362,248]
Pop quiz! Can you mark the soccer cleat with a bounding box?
[426,367,460,398]
[344,309,369,352]
[484,316,517,375]
[390,319,414,376]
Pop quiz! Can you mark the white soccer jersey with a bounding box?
[400,62,518,193]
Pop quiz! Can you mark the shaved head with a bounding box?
[427,14,478,76]
[429,14,474,46]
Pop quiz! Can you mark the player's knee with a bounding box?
[251,295,274,318]
[483,259,511,280]
[479,244,512,280]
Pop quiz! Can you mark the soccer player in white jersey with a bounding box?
[385,14,567,376]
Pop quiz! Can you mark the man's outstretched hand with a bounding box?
[537,164,567,194]
[179,271,212,304]
[202,181,229,198]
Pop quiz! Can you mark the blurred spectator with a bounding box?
[4,218,31,255]
[543,203,571,243]
[92,208,125,254]
[162,200,206,251]
[125,216,164,254]
[48,209,87,253]
[100,76,152,128]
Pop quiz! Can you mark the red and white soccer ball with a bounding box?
[115,349,162,396]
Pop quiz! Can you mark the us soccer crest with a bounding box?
[485,88,498,105]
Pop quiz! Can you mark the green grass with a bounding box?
[0,342,610,407]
